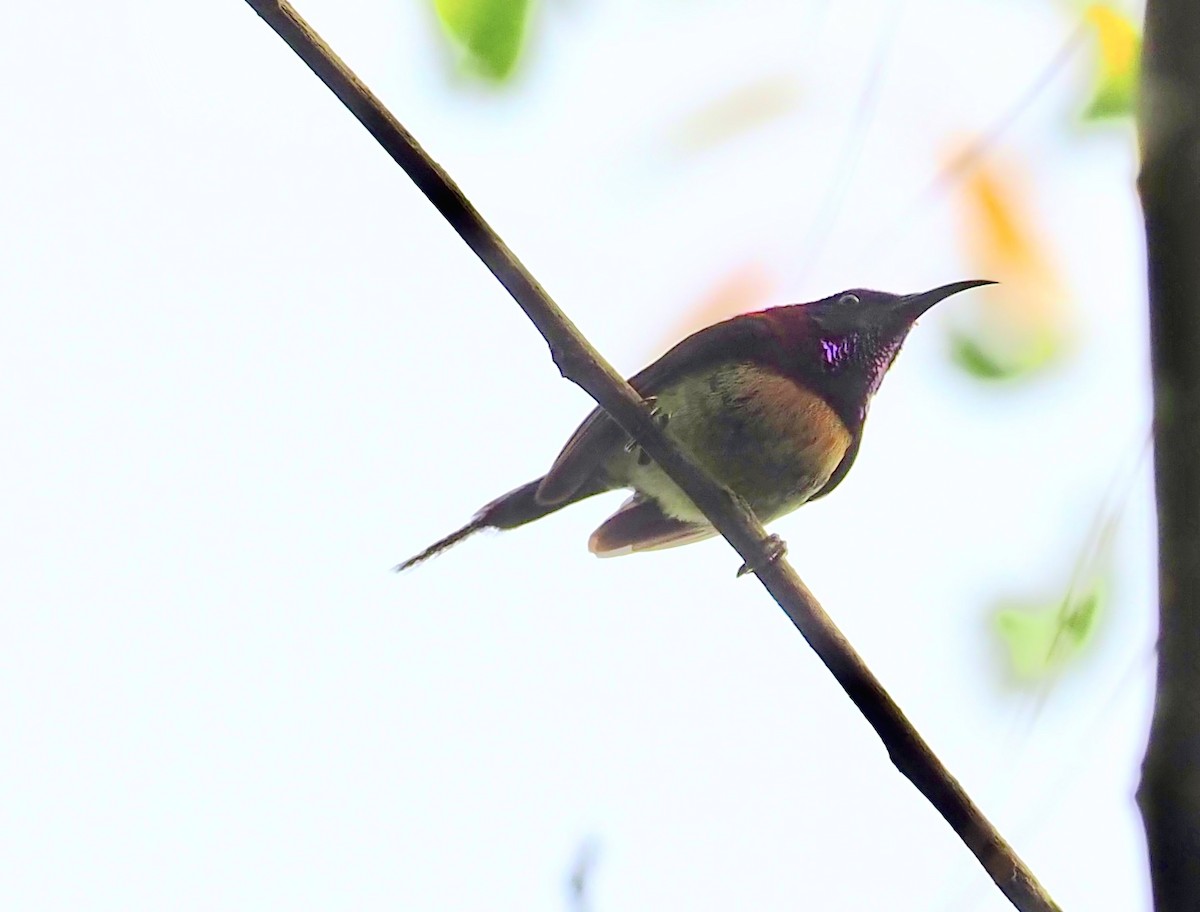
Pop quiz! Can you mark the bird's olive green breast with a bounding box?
[614,363,853,523]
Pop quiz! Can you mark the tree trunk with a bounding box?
[1136,2,1200,909]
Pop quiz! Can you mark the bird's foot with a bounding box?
[624,397,670,464]
[737,534,788,578]
[647,396,669,429]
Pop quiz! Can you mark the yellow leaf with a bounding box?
[1087,4,1138,81]
[1082,3,1140,119]
[948,153,1071,379]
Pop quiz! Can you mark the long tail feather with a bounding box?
[393,516,489,572]
[395,476,608,572]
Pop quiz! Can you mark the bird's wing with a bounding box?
[533,407,625,505]
[535,315,779,505]
[807,433,861,501]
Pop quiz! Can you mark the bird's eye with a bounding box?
[838,293,860,306]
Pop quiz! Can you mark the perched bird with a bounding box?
[397,280,991,571]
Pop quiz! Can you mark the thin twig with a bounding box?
[241,3,1062,910]
[863,25,1085,261]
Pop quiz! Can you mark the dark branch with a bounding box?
[1137,2,1200,909]
[242,3,1062,910]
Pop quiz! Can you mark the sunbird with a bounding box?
[397,280,991,571]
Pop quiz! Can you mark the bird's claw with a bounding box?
[624,397,669,461]
[647,397,669,429]
[737,534,788,578]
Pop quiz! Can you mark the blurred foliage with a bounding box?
[994,581,1105,681]
[565,837,600,912]
[947,156,1071,380]
[433,0,533,81]
[655,262,775,357]
[993,501,1122,684]
[1081,3,1140,120]
[948,326,1060,380]
[670,75,803,154]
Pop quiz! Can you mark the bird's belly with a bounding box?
[620,363,853,523]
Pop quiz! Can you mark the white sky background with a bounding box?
[0,0,1155,909]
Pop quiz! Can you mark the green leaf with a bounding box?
[948,326,1060,381]
[1083,73,1137,121]
[994,583,1104,682]
[433,0,533,81]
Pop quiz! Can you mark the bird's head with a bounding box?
[774,280,994,426]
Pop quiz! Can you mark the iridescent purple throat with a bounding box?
[819,335,855,368]
[817,331,906,425]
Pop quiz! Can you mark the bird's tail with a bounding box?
[394,477,603,572]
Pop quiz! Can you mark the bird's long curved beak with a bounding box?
[899,279,996,320]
